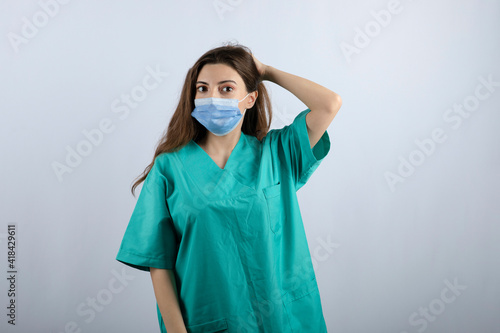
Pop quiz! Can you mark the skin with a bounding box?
[150,55,343,332]
[194,57,342,169]
[194,63,258,169]
[150,268,186,332]
[253,55,342,147]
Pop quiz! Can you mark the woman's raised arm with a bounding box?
[253,55,342,148]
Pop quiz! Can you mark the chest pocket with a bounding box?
[262,182,283,234]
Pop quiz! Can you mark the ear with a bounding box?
[245,90,259,109]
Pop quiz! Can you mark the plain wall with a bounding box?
[1,0,499,332]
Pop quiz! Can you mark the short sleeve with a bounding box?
[116,158,178,272]
[267,109,331,190]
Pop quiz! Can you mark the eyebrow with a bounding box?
[196,80,238,85]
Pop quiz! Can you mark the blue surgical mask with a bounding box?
[191,93,250,136]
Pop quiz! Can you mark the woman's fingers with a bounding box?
[252,54,267,78]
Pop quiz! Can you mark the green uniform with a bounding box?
[116,109,330,332]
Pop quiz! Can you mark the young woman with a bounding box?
[116,44,342,332]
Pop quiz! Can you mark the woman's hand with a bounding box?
[252,54,268,80]
[253,57,342,148]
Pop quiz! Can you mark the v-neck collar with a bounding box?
[189,132,246,172]
[178,131,260,196]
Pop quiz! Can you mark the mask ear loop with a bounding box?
[239,93,251,116]
[238,93,250,102]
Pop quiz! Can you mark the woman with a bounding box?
[116,44,342,332]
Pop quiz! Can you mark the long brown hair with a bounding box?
[131,44,273,196]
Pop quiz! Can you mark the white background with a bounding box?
[1,0,499,332]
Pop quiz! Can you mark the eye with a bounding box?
[221,86,234,93]
[196,86,207,92]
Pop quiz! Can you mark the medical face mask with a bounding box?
[191,93,250,136]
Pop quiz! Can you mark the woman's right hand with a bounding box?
[252,54,269,80]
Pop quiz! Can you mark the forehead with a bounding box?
[197,63,243,83]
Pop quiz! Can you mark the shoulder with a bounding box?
[150,143,190,177]
[262,109,311,143]
[243,132,263,149]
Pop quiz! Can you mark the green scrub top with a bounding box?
[116,109,330,332]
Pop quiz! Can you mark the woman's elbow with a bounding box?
[328,93,342,114]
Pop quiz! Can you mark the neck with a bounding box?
[198,130,241,156]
